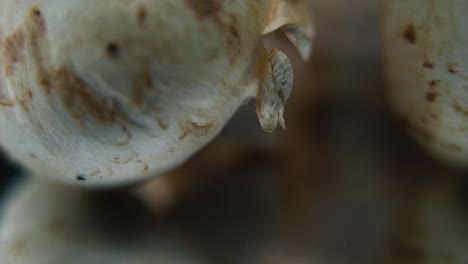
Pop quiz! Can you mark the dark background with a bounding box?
[0,150,21,195]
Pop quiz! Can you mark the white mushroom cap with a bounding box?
[0,0,313,186]
[0,178,207,264]
[385,0,468,167]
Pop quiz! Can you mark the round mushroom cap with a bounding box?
[0,0,262,186]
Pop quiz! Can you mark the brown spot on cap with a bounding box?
[28,7,46,35]
[39,77,52,93]
[2,30,25,76]
[132,69,153,107]
[226,13,241,63]
[428,80,440,87]
[229,24,240,45]
[402,24,416,44]
[186,0,223,20]
[31,8,41,17]
[422,62,434,69]
[137,6,147,27]
[158,120,168,130]
[76,175,86,181]
[179,121,215,141]
[426,92,439,102]
[106,42,120,59]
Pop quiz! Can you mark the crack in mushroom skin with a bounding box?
[385,0,468,167]
[0,0,313,187]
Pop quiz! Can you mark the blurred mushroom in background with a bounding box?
[0,179,209,264]
[384,0,468,167]
[376,1,468,263]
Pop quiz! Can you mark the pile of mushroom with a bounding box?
[0,0,313,186]
[2,0,468,263]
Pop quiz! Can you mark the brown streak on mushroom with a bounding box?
[252,45,270,85]
[158,120,168,130]
[47,68,118,123]
[422,61,434,69]
[428,80,440,87]
[426,92,439,102]
[178,121,215,141]
[25,7,53,97]
[229,23,239,40]
[29,8,46,34]
[39,77,52,93]
[17,99,29,112]
[0,98,15,107]
[178,130,189,141]
[76,175,86,181]
[227,13,241,64]
[2,30,25,76]
[132,68,152,107]
[26,90,33,99]
[453,102,468,117]
[402,24,416,44]
[265,0,280,27]
[137,6,147,27]
[186,0,223,20]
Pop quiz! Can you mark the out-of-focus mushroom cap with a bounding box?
[0,179,207,264]
[385,0,468,167]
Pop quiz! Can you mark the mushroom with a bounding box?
[0,179,208,263]
[0,0,314,186]
[384,0,468,167]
